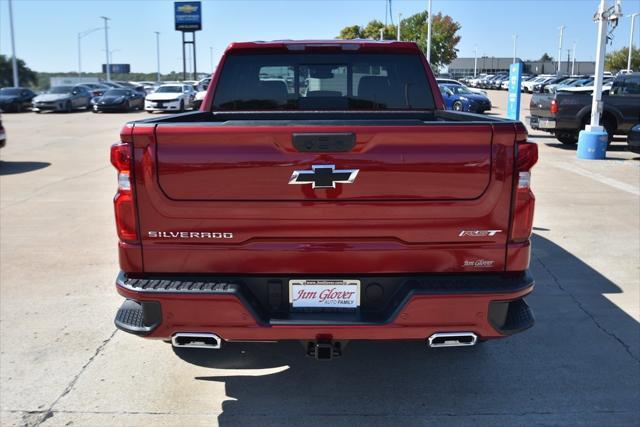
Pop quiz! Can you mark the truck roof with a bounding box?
[224,40,423,54]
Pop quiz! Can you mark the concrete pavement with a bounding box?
[1,95,638,426]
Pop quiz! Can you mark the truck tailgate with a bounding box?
[132,121,517,274]
[155,125,492,201]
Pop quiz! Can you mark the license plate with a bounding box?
[289,279,360,309]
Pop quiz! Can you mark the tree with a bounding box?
[539,53,554,62]
[339,25,363,40]
[337,11,461,70]
[605,47,640,72]
[0,55,38,87]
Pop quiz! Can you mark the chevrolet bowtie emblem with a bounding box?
[288,165,359,189]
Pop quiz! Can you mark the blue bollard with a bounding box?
[577,129,608,160]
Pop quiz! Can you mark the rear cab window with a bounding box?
[212,53,435,110]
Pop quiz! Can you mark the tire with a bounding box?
[64,101,72,113]
[126,101,132,112]
[557,134,578,145]
[452,101,463,111]
[179,100,185,112]
[14,102,22,113]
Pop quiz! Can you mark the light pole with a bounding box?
[426,0,433,63]
[100,16,111,81]
[627,12,639,71]
[8,0,19,87]
[397,13,402,41]
[109,49,120,64]
[557,25,565,74]
[155,32,161,82]
[572,41,577,75]
[512,34,517,64]
[474,45,478,77]
[577,0,623,160]
[209,46,213,71]
[379,28,384,41]
[78,27,102,76]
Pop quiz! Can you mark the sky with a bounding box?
[0,0,639,74]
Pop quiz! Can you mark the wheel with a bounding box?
[64,101,72,113]
[126,100,132,112]
[146,110,154,114]
[35,110,41,114]
[179,100,185,112]
[452,101,463,111]
[14,102,22,113]
[557,134,578,145]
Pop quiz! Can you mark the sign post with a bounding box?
[175,1,202,80]
[506,62,522,120]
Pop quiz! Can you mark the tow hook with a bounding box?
[306,340,342,360]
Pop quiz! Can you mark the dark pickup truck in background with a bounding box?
[111,40,538,359]
[529,73,640,145]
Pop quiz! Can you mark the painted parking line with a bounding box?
[554,163,640,196]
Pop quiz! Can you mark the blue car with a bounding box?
[438,83,492,113]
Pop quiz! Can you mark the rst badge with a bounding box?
[459,230,502,237]
[289,165,359,189]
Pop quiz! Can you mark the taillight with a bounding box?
[110,142,138,243]
[550,99,558,114]
[510,138,538,243]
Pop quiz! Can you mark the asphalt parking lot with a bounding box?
[1,93,639,426]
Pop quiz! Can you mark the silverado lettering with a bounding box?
[111,40,538,359]
[147,231,234,239]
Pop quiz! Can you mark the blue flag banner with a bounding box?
[507,62,523,120]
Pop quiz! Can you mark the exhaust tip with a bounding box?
[172,333,222,349]
[428,332,478,348]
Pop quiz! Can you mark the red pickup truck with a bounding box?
[112,40,537,359]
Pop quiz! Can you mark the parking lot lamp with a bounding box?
[628,13,639,71]
[100,16,111,81]
[572,41,576,75]
[78,27,102,76]
[426,0,432,63]
[512,34,517,63]
[155,32,161,83]
[8,0,19,87]
[380,28,384,40]
[474,45,477,77]
[577,0,622,160]
[557,25,565,74]
[397,13,402,41]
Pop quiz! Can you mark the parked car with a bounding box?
[436,78,487,95]
[192,77,212,109]
[489,75,508,90]
[439,83,492,113]
[92,88,145,113]
[0,87,37,112]
[0,114,5,149]
[522,75,553,93]
[467,74,487,87]
[627,124,640,154]
[32,85,92,113]
[532,76,571,93]
[144,84,195,113]
[529,72,640,144]
[111,40,537,358]
[81,83,111,98]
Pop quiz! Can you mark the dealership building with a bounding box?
[447,57,597,78]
